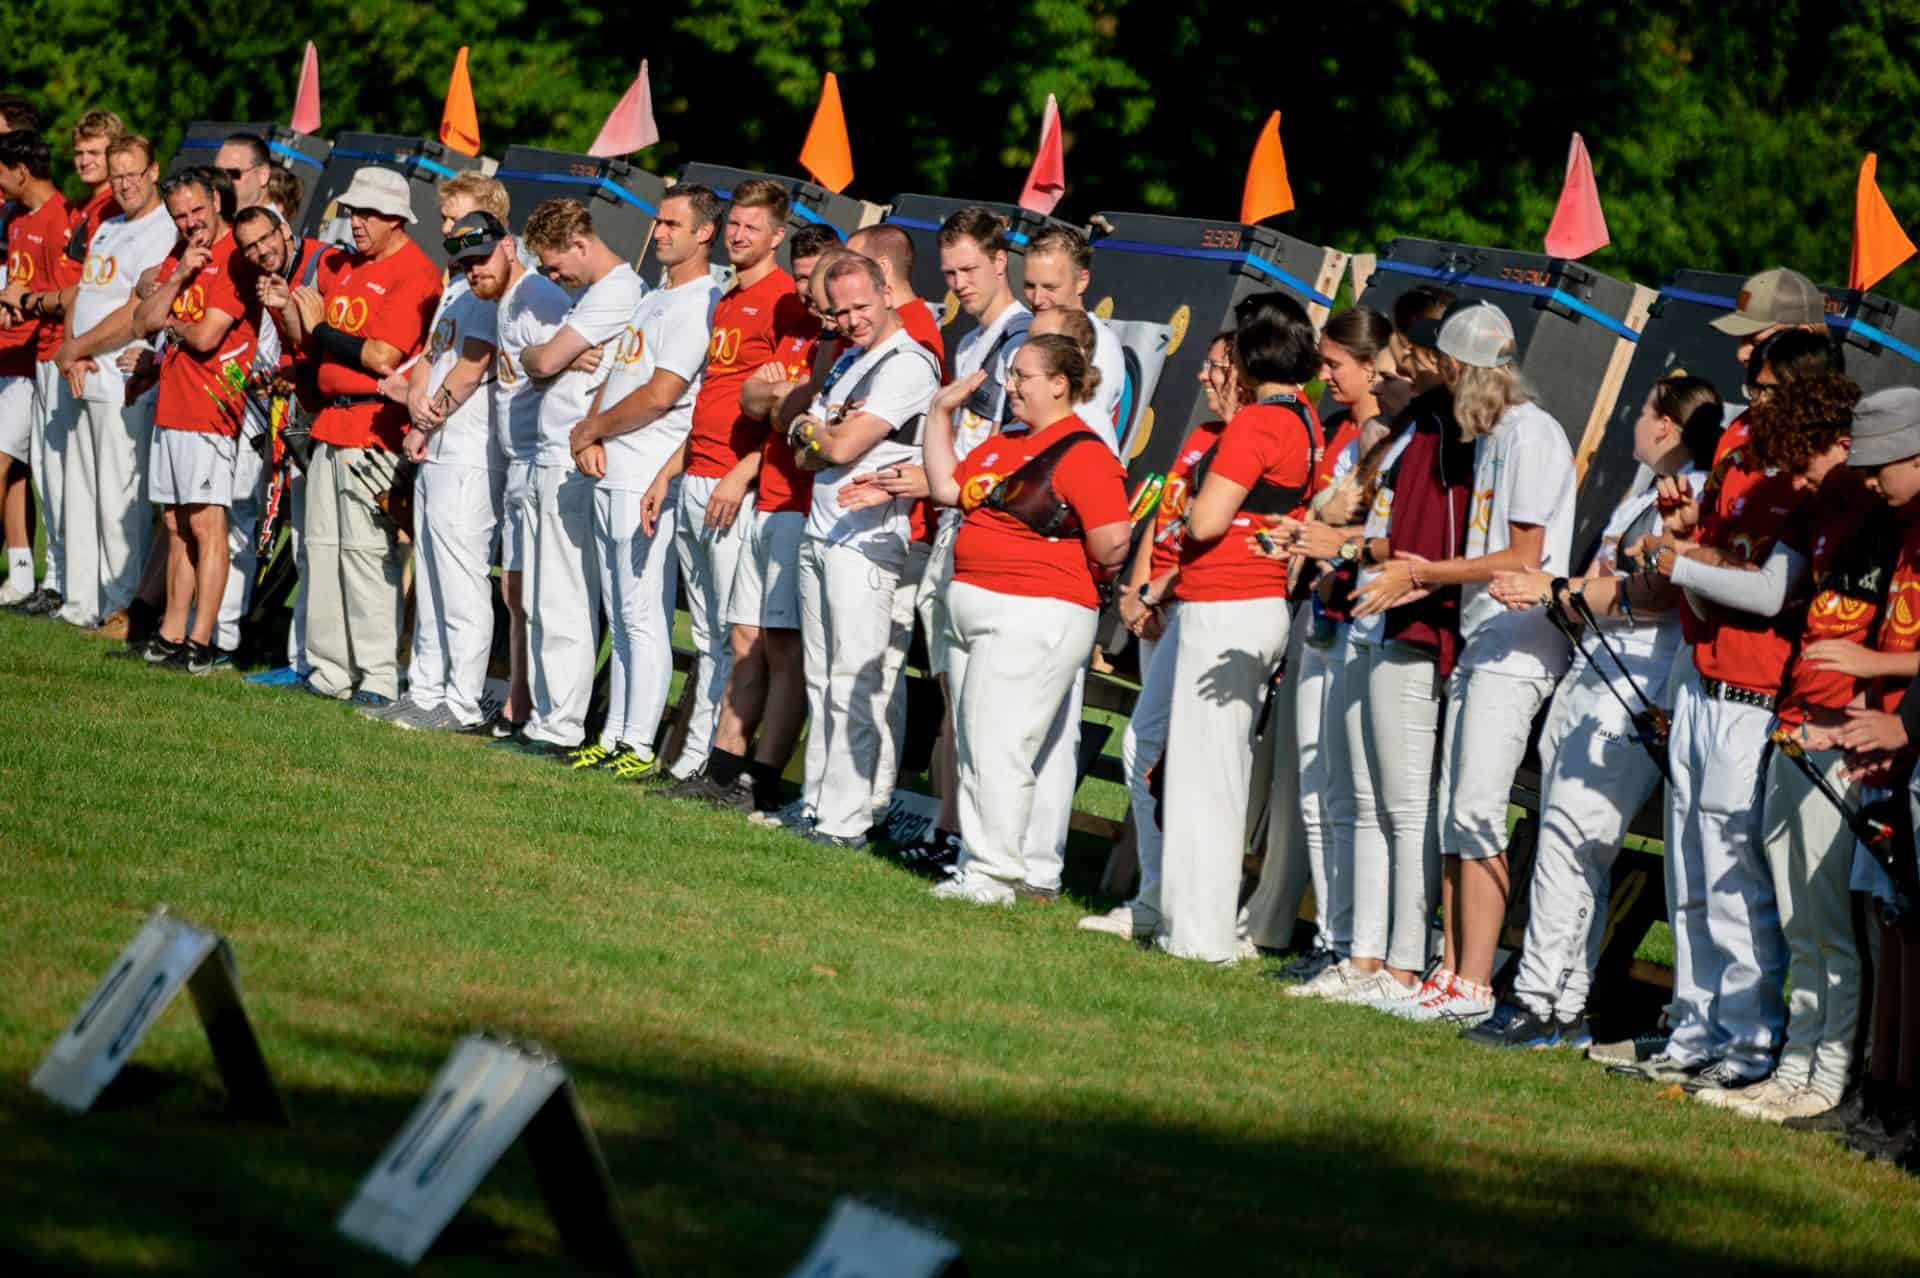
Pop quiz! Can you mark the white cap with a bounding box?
[335,166,417,223]
[1436,300,1516,369]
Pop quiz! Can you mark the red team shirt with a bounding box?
[952,415,1130,609]
[1683,446,1815,690]
[754,314,824,515]
[311,238,442,451]
[1775,489,1878,727]
[6,192,73,361]
[898,297,948,381]
[1316,412,1362,495]
[1873,511,1920,715]
[153,234,259,438]
[1175,397,1321,603]
[687,268,814,480]
[1148,421,1226,580]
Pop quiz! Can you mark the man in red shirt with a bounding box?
[1707,267,1827,463]
[126,168,257,674]
[283,167,442,704]
[847,224,947,378]
[0,130,73,615]
[664,178,815,789]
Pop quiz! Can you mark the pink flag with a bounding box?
[290,41,321,135]
[1544,132,1609,260]
[1018,94,1065,215]
[589,60,660,158]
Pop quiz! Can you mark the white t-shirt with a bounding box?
[805,328,942,556]
[1574,463,1706,680]
[69,203,177,403]
[424,285,500,470]
[491,269,573,466]
[1458,400,1576,677]
[1083,313,1126,454]
[1346,429,1412,648]
[597,273,717,492]
[535,263,646,468]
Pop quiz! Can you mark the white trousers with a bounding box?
[216,437,264,651]
[1024,668,1085,893]
[1125,607,1181,915]
[871,537,932,814]
[1340,637,1392,961]
[31,360,77,594]
[1160,596,1293,963]
[1512,658,1667,1018]
[1439,665,1555,861]
[1763,744,1862,1100]
[1292,628,1350,948]
[523,466,601,747]
[1664,668,1787,1073]
[411,461,503,725]
[302,443,405,699]
[671,473,756,778]
[1361,641,1444,971]
[1245,605,1312,948]
[800,538,906,837]
[948,580,1096,886]
[58,393,155,625]
[595,480,680,754]
[286,467,309,673]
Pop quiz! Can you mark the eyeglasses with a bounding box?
[107,169,148,183]
[1005,369,1055,385]
[218,166,253,181]
[1203,359,1233,375]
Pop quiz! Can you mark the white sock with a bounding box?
[7,548,30,594]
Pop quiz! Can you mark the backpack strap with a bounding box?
[982,429,1105,538]
[829,342,942,446]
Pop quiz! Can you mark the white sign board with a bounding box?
[786,1198,964,1278]
[337,1033,635,1273]
[879,789,942,847]
[32,906,284,1122]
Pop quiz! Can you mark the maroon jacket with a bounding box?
[1383,387,1474,677]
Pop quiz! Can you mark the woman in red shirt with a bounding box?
[919,334,1132,905]
[1158,295,1324,962]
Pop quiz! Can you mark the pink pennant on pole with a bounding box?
[589,60,660,158]
[290,42,321,135]
[1544,132,1609,260]
[1018,94,1066,216]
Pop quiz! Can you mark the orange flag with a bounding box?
[290,41,321,135]
[1851,153,1916,292]
[799,72,854,193]
[439,46,481,157]
[1239,111,1293,225]
[1543,132,1610,260]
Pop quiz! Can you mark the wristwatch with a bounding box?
[1337,537,1360,565]
[1138,583,1158,608]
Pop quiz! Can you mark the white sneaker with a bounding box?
[1077,903,1158,939]
[0,581,29,606]
[930,871,1016,906]
[1395,972,1494,1026]
[1327,970,1406,1006]
[1286,959,1357,1000]
[1731,1084,1840,1124]
[1696,1072,1788,1110]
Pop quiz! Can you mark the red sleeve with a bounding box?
[315,248,351,294]
[200,257,249,321]
[369,257,441,357]
[772,293,817,364]
[1052,439,1131,529]
[1210,405,1312,492]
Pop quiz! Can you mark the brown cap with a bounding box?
[1710,267,1826,336]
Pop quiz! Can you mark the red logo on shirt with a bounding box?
[960,471,1001,512]
[708,327,743,367]
[7,251,31,284]
[328,295,370,334]
[81,254,118,286]
[172,285,206,324]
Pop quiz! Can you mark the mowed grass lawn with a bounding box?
[2,612,1917,1277]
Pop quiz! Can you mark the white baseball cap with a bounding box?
[1436,300,1516,369]
[335,166,417,223]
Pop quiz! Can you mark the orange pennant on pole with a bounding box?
[439,46,481,157]
[1239,111,1294,226]
[1018,94,1066,216]
[799,72,854,193]
[1851,153,1916,292]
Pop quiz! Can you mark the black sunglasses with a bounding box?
[443,229,497,257]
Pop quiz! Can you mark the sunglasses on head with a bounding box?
[444,229,496,257]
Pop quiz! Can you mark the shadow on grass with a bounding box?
[2,1014,1909,1278]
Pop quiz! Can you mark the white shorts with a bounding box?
[726,507,804,630]
[0,375,30,463]
[148,427,237,507]
[500,459,533,572]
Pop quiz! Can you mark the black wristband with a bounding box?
[311,322,368,367]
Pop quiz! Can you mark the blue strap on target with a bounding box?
[330,146,461,180]
[173,136,326,172]
[494,167,658,217]
[709,185,844,238]
[1374,258,1637,342]
[1658,285,1920,367]
[882,215,1031,246]
[1093,236,1334,307]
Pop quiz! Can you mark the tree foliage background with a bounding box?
[7,0,1920,301]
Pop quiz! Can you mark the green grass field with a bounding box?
[3,611,1917,1276]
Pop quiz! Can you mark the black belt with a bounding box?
[325,394,387,409]
[1699,676,1777,711]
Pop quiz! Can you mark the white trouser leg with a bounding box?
[57,395,101,623]
[1316,625,1358,954]
[594,480,679,753]
[1022,668,1085,893]
[216,436,264,651]
[302,444,403,699]
[1763,744,1861,1099]
[800,540,904,838]
[414,463,501,722]
[524,466,601,747]
[1125,607,1181,916]
[1366,642,1444,972]
[1245,606,1312,948]
[1698,694,1785,1074]
[1343,638,1391,961]
[1293,636,1339,940]
[671,473,755,778]
[1439,666,1554,862]
[1159,596,1293,963]
[409,463,449,708]
[1664,672,1718,1066]
[287,466,309,672]
[1511,661,1664,1018]
[871,537,931,813]
[31,361,73,594]
[948,581,1096,885]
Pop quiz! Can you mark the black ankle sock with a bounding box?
[707,748,746,786]
[747,759,781,807]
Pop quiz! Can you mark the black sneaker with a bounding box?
[1273,946,1340,985]
[662,772,728,804]
[22,587,63,616]
[894,828,963,880]
[140,635,184,666]
[713,773,758,813]
[1784,1088,1868,1135]
[1844,1110,1917,1163]
[1464,1002,1586,1050]
[1680,1058,1767,1096]
[181,640,216,676]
